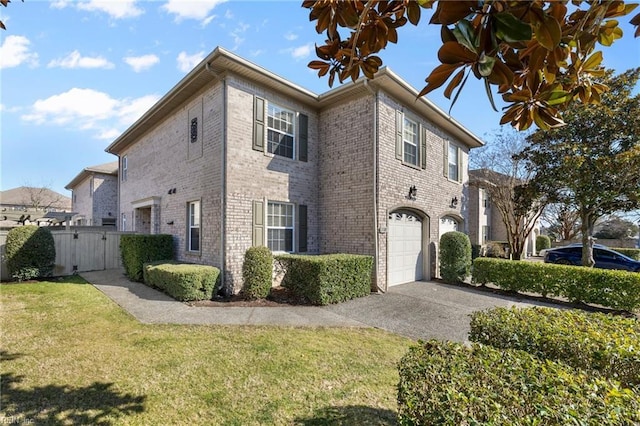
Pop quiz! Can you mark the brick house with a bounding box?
[65,161,119,227]
[468,168,540,257]
[105,47,484,293]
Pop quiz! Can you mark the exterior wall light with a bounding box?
[450,196,459,208]
[407,185,417,201]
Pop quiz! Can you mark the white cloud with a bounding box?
[284,32,298,41]
[291,44,312,60]
[21,88,160,140]
[0,35,39,69]
[162,0,226,24]
[0,103,22,113]
[48,50,115,69]
[76,0,143,19]
[229,22,250,50]
[50,0,71,9]
[176,50,205,73]
[123,54,159,72]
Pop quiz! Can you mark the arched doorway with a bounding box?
[388,210,424,286]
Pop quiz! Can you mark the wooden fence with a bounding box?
[1,229,127,281]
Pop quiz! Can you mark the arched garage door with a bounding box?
[388,211,423,286]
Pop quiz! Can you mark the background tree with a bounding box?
[521,68,640,266]
[542,203,581,241]
[593,214,639,239]
[469,128,546,260]
[304,1,640,131]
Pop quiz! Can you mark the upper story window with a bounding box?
[482,189,490,208]
[267,201,294,252]
[89,178,94,197]
[267,103,295,159]
[121,156,128,182]
[444,140,462,183]
[403,116,419,167]
[188,200,201,252]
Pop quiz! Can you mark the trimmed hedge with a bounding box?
[143,261,220,301]
[275,254,373,305]
[120,234,174,282]
[472,257,640,311]
[613,247,640,260]
[242,246,273,299]
[469,307,640,388]
[439,231,471,283]
[397,340,640,425]
[536,234,551,252]
[5,225,56,281]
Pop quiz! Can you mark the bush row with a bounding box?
[397,340,640,425]
[472,257,640,311]
[143,261,220,301]
[613,247,640,260]
[5,225,56,281]
[275,254,373,305]
[120,234,174,282]
[469,307,640,388]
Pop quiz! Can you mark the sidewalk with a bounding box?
[81,269,555,342]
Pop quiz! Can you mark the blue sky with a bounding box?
[1,1,639,197]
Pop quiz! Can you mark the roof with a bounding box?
[469,168,524,186]
[0,186,72,210]
[106,47,484,156]
[65,161,119,190]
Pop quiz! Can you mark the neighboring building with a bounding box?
[1,186,72,226]
[65,161,119,227]
[468,168,540,257]
[105,47,484,293]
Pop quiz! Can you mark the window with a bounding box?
[121,156,128,182]
[121,213,127,231]
[403,116,419,166]
[267,103,295,159]
[267,202,294,252]
[482,189,490,208]
[448,143,460,182]
[482,225,491,243]
[188,201,200,252]
[190,117,198,143]
[89,178,94,197]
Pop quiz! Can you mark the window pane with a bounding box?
[267,103,295,159]
[404,142,417,165]
[190,228,200,251]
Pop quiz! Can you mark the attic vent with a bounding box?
[190,117,198,143]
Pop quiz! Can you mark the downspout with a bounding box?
[364,79,383,293]
[205,62,228,296]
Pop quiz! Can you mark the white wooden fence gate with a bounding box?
[1,230,125,280]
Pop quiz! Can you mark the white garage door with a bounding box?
[388,211,423,286]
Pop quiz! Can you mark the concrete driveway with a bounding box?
[82,269,557,343]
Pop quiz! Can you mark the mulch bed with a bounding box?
[186,286,313,307]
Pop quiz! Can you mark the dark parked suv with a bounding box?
[544,244,640,272]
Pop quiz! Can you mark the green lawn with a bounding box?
[1,277,413,425]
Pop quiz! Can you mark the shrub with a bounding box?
[612,247,640,260]
[536,235,551,252]
[5,225,56,281]
[472,257,640,311]
[397,340,640,425]
[143,261,220,301]
[439,231,471,283]
[276,254,373,305]
[483,240,508,258]
[120,234,174,282]
[469,307,640,388]
[242,246,273,299]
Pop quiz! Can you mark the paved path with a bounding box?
[81,269,557,343]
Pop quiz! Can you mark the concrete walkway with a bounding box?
[81,269,556,343]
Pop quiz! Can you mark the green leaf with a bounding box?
[477,53,496,77]
[493,12,532,43]
[452,19,477,52]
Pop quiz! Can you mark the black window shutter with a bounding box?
[420,125,427,169]
[253,96,265,152]
[298,113,308,162]
[298,204,308,252]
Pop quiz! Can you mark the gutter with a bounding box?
[363,79,383,293]
[205,62,229,296]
